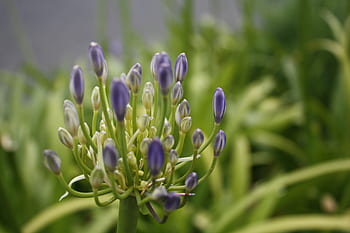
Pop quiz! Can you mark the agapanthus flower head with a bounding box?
[110,78,130,121]
[214,130,226,156]
[89,42,106,78]
[174,52,188,83]
[43,149,61,175]
[213,88,226,124]
[185,172,198,191]
[148,137,165,177]
[70,65,85,105]
[164,192,181,212]
[103,143,119,172]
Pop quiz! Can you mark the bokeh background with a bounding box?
[1,0,350,233]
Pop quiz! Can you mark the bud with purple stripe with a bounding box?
[148,137,165,177]
[213,88,226,124]
[110,78,130,121]
[214,130,226,156]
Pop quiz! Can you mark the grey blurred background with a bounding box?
[0,0,240,71]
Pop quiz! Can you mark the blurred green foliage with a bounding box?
[1,0,350,232]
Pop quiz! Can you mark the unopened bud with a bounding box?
[171,81,183,106]
[213,88,226,124]
[169,149,178,166]
[140,138,151,156]
[125,104,133,121]
[164,192,180,212]
[103,143,119,172]
[152,186,168,201]
[63,100,79,136]
[149,126,157,138]
[214,130,226,156]
[162,135,174,151]
[175,99,190,127]
[70,65,85,105]
[163,119,172,137]
[192,128,204,150]
[91,86,101,111]
[127,64,142,93]
[180,116,192,133]
[148,137,165,177]
[43,149,61,175]
[185,172,198,191]
[137,114,150,132]
[58,127,73,149]
[90,166,104,189]
[110,79,130,121]
[142,89,153,110]
[174,53,188,83]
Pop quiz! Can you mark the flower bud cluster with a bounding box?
[44,42,227,223]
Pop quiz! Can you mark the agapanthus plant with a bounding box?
[43,42,226,233]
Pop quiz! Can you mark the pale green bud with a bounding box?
[163,119,172,137]
[90,166,104,189]
[137,114,150,132]
[140,138,151,156]
[91,86,101,111]
[125,104,133,121]
[162,135,174,151]
[63,100,80,136]
[58,127,73,149]
[180,116,192,133]
[142,89,153,110]
[149,126,157,138]
[169,149,178,166]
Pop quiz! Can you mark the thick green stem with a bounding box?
[231,215,350,233]
[117,196,139,233]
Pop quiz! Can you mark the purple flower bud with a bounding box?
[103,143,119,172]
[214,130,226,156]
[89,42,105,77]
[164,192,181,212]
[150,52,171,80]
[192,128,204,150]
[171,81,183,105]
[110,78,130,121]
[174,53,188,82]
[158,63,173,96]
[213,88,226,124]
[148,137,164,177]
[70,65,85,105]
[43,149,61,175]
[185,172,198,191]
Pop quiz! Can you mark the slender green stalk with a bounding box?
[73,138,91,175]
[117,196,139,233]
[169,105,176,133]
[175,149,198,184]
[117,121,133,185]
[176,132,186,154]
[77,105,97,151]
[98,82,119,147]
[153,81,159,123]
[231,215,350,233]
[209,159,350,233]
[157,96,168,137]
[199,157,217,184]
[132,93,138,133]
[198,123,220,154]
[57,174,111,198]
[93,189,117,207]
[92,110,98,134]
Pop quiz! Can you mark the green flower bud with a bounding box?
[137,114,150,132]
[126,64,142,93]
[43,149,61,175]
[91,86,101,111]
[162,135,174,151]
[169,149,178,166]
[142,89,153,111]
[125,104,133,121]
[140,138,151,156]
[180,116,192,133]
[149,126,157,138]
[58,127,73,149]
[163,119,172,137]
[63,100,80,136]
[90,166,104,189]
[175,99,190,127]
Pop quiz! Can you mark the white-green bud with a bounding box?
[142,89,153,110]
[91,86,101,111]
[180,116,192,133]
[169,149,178,166]
[152,186,168,201]
[171,81,183,106]
[63,100,80,136]
[126,64,142,93]
[162,135,174,151]
[90,166,104,189]
[175,99,190,127]
[58,127,73,149]
[149,126,157,138]
[163,119,172,137]
[137,114,150,132]
[125,104,133,121]
[140,138,151,156]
